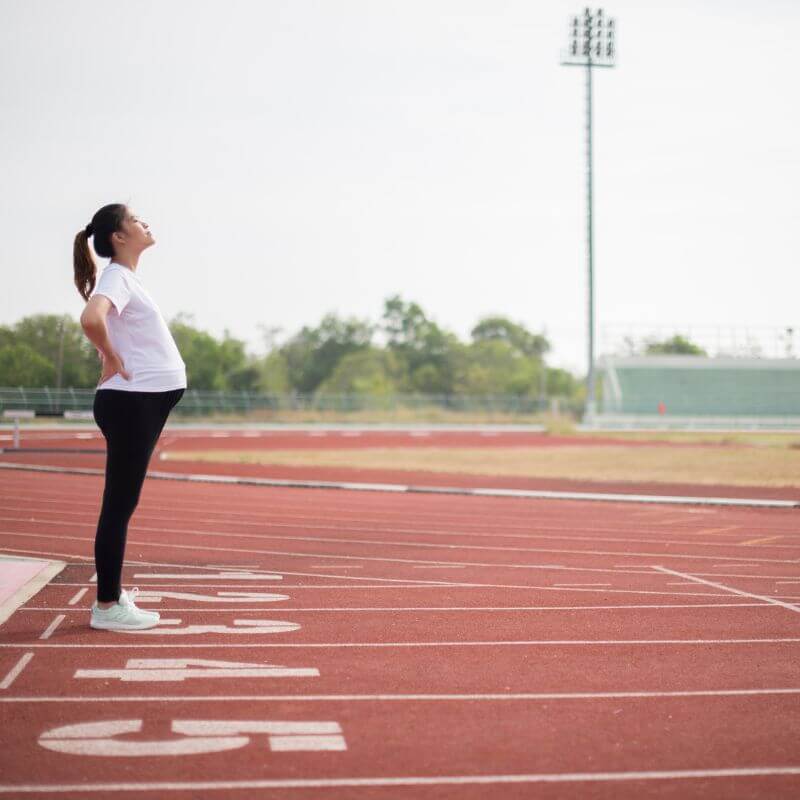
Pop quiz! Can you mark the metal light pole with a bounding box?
[561,8,616,422]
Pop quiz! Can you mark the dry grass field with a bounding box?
[162,438,800,488]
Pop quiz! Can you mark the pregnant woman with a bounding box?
[73,203,186,630]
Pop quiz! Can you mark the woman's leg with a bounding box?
[92,390,181,603]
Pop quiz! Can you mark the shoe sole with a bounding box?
[90,617,161,631]
[128,609,160,619]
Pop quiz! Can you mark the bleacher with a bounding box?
[596,355,800,428]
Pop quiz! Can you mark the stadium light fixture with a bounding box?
[561,8,617,422]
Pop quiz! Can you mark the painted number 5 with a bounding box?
[39,719,346,756]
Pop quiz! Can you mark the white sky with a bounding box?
[1,0,797,372]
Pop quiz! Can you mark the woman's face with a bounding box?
[115,210,155,252]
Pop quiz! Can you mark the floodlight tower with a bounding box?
[561,8,616,422]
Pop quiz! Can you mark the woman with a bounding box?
[74,203,186,630]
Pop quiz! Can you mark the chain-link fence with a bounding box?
[0,387,580,419]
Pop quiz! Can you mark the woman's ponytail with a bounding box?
[73,204,127,302]
[73,226,97,302]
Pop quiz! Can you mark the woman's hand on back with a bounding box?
[98,351,131,385]
[80,295,131,384]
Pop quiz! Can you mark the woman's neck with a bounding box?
[112,254,139,271]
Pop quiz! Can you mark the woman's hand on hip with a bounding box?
[98,351,131,385]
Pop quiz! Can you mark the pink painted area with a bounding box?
[0,559,49,605]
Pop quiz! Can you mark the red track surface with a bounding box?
[1,431,800,797]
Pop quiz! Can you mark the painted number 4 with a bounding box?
[39,720,346,756]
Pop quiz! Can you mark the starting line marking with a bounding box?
[3,765,800,792]
[119,619,301,636]
[75,658,319,682]
[0,652,33,689]
[39,615,65,640]
[133,572,283,581]
[67,588,88,606]
[133,591,289,604]
[652,566,800,614]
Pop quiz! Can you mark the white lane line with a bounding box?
[4,686,800,703]
[9,509,800,556]
[67,588,88,606]
[39,615,65,640]
[3,545,797,591]
[3,562,798,599]
[6,526,797,568]
[413,566,465,569]
[0,536,472,587]
[307,565,364,569]
[653,566,800,614]
[4,637,800,650]
[554,583,612,587]
[5,493,786,541]
[3,766,800,792]
[17,602,772,613]
[0,653,33,689]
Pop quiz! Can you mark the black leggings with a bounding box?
[92,388,184,602]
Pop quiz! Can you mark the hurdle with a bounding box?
[2,409,35,449]
[63,410,94,422]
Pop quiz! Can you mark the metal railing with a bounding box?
[0,387,571,418]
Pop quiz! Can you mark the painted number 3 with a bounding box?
[39,720,346,756]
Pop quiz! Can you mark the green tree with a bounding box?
[280,313,374,394]
[470,316,550,359]
[454,339,548,396]
[0,343,55,386]
[545,366,580,397]
[318,347,405,395]
[256,351,291,393]
[381,295,461,393]
[644,334,706,356]
[5,314,97,388]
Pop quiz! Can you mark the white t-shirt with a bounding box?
[91,262,187,392]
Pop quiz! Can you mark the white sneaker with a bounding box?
[119,588,159,619]
[90,591,161,631]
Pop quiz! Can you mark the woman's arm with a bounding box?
[80,296,131,383]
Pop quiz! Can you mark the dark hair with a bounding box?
[73,203,127,302]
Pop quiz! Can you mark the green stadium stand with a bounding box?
[597,356,800,428]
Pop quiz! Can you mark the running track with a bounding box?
[1,438,800,796]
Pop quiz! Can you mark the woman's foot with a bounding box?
[119,588,159,619]
[90,588,160,630]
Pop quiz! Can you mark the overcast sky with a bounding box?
[1,0,797,371]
